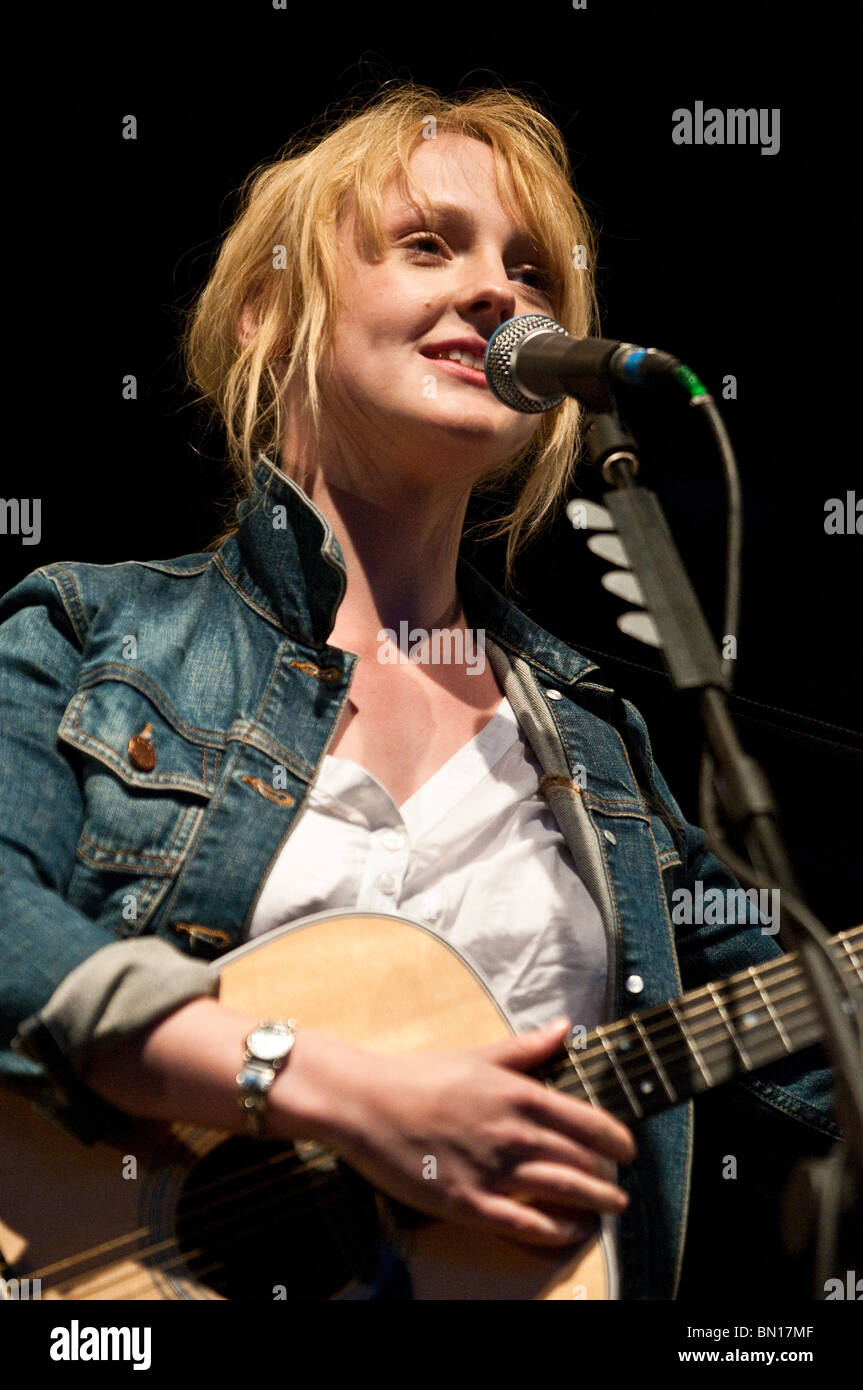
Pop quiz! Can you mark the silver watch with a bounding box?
[236,1018,297,1138]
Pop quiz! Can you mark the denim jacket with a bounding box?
[0,453,838,1299]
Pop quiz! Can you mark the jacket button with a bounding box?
[128,723,156,771]
[546,689,562,701]
[625,974,644,995]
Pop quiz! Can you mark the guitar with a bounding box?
[1,911,859,1300]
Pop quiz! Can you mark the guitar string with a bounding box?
[70,986,837,1303]
[33,951,831,1282]
[41,1149,351,1294]
[27,947,854,1295]
[540,937,861,1089]
[543,928,863,1088]
[46,1127,381,1299]
[25,945,857,1292]
[75,998,821,1302]
[34,969,845,1298]
[41,925,863,1283]
[88,1184,416,1300]
[48,990,839,1303]
[542,969,832,1089]
[70,1141,421,1300]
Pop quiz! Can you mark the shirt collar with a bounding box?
[216,452,599,685]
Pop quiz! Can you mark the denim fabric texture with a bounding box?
[0,453,839,1299]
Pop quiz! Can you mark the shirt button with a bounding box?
[128,723,156,771]
[382,830,404,852]
[546,689,562,701]
[423,900,440,923]
[625,974,644,995]
[603,829,617,845]
[377,873,396,896]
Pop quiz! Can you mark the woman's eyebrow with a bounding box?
[390,200,473,232]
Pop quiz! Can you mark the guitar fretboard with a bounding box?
[540,926,863,1123]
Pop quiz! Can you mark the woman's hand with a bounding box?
[278,1017,636,1248]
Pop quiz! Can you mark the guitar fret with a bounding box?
[839,932,863,988]
[669,1000,713,1088]
[595,1025,644,1119]
[746,965,792,1052]
[706,981,754,1071]
[547,925,861,1121]
[632,1015,678,1104]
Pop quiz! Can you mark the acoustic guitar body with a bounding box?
[0,912,616,1301]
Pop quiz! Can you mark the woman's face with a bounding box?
[321,133,557,485]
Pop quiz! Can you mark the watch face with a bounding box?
[248,1027,293,1062]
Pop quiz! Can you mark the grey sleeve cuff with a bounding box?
[16,936,220,1079]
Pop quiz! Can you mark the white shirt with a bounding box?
[248,697,607,1036]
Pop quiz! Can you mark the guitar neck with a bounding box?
[541,926,863,1124]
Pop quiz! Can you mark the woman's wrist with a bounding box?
[266,1029,375,1147]
[83,994,377,1149]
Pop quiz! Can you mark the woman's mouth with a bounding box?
[422,348,488,388]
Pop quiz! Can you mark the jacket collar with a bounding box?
[216,454,347,648]
[217,453,598,685]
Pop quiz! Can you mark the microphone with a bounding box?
[483,313,681,413]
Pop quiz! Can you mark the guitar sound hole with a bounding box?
[172,1138,391,1299]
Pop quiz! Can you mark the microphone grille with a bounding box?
[484,313,570,413]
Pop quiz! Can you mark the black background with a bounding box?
[2,0,860,1314]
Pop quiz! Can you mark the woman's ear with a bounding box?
[237,302,259,348]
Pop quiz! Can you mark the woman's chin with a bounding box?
[417,398,533,448]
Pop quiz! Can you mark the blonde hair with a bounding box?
[183,83,600,580]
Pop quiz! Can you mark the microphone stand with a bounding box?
[579,390,863,1296]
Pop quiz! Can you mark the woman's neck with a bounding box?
[279,442,473,655]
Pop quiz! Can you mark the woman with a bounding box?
[0,85,837,1300]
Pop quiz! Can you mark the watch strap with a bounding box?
[236,1018,296,1138]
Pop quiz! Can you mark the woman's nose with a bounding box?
[455,257,518,328]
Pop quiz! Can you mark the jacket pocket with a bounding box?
[58,672,222,874]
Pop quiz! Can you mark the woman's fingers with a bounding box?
[519,1085,637,1165]
[489,1159,628,1213]
[496,1123,619,1184]
[467,1191,597,1248]
[478,1020,636,1165]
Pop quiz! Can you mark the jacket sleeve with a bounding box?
[618,695,841,1142]
[0,567,218,1144]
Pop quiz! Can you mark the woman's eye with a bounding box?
[402,234,554,298]
[512,266,554,296]
[404,231,447,256]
